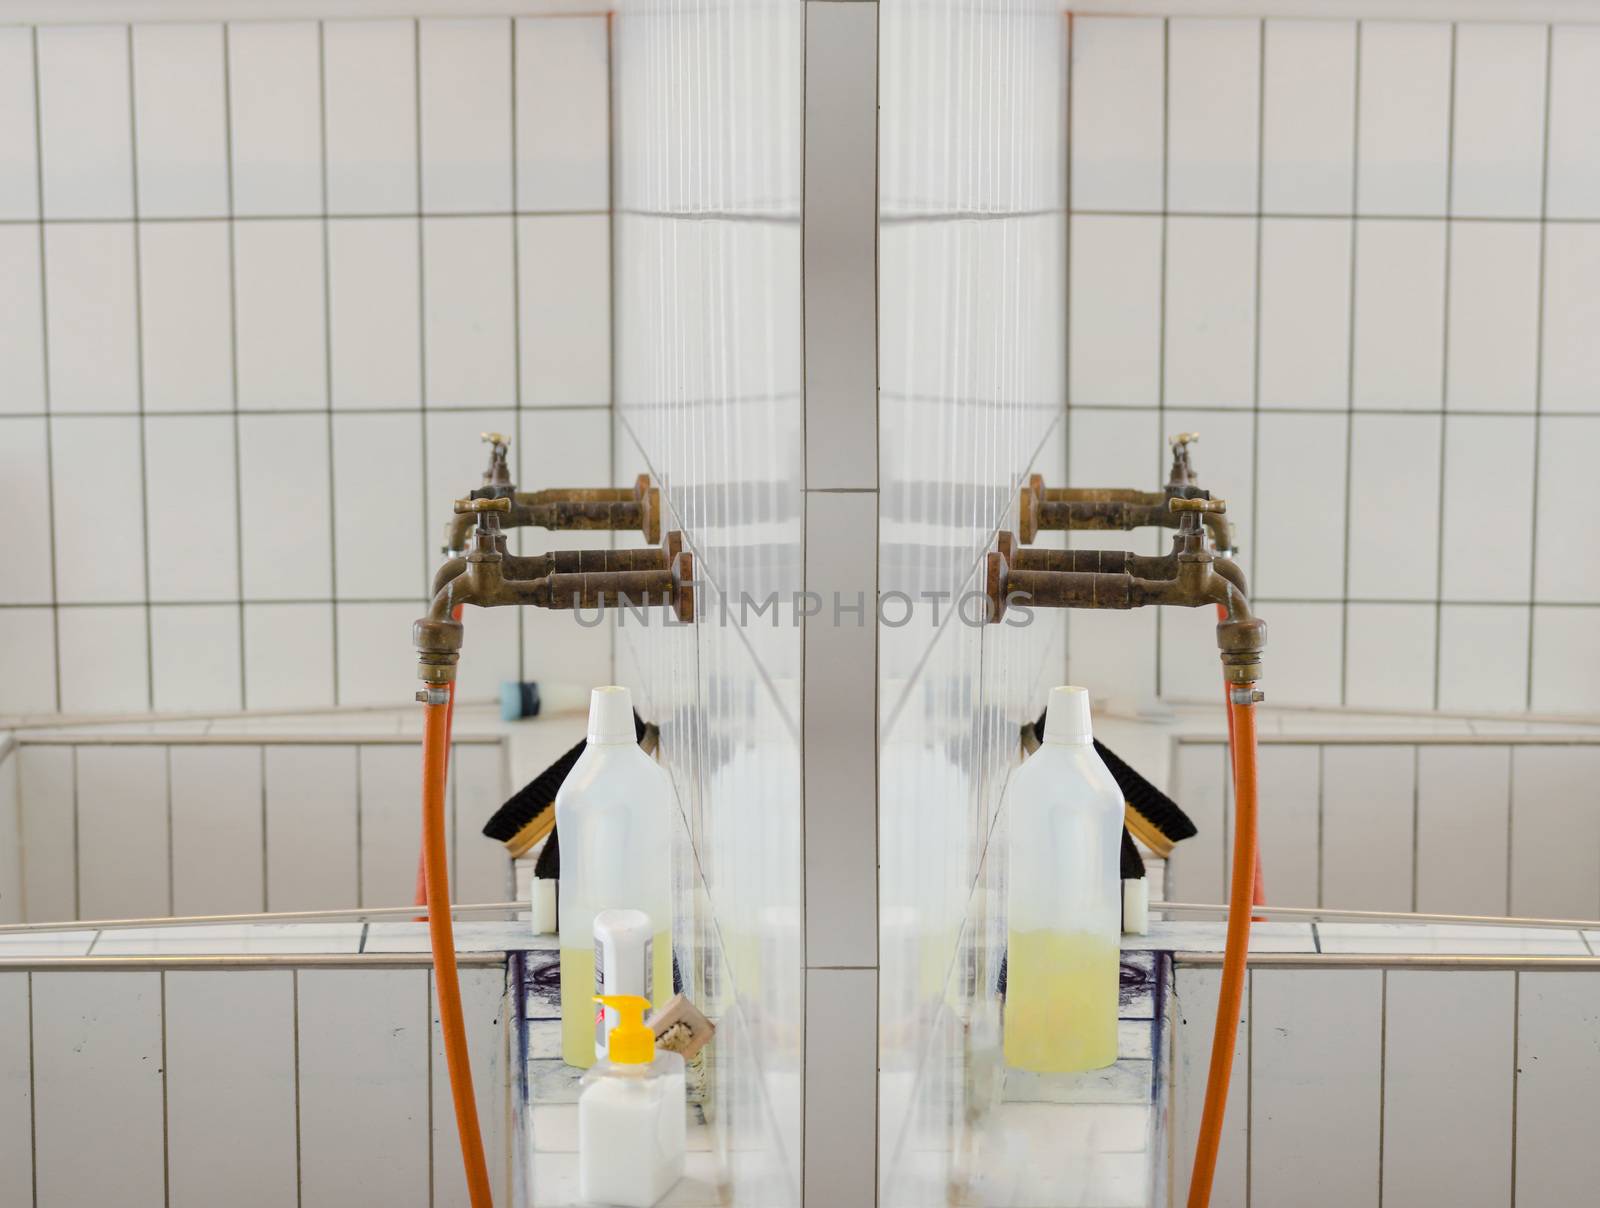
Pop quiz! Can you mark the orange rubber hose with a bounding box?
[422,693,494,1208]
[416,604,464,911]
[1186,685,1258,1208]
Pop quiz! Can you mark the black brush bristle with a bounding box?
[482,735,586,844]
[1121,825,1145,879]
[534,823,560,879]
[1094,738,1196,844]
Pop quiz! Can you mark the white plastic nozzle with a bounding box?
[587,685,636,744]
[1043,685,1094,745]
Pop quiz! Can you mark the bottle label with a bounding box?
[594,929,655,1052]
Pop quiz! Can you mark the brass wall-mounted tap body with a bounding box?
[441,433,662,553]
[416,499,694,686]
[986,497,1265,685]
[1017,433,1233,554]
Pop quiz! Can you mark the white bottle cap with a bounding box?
[1043,685,1093,744]
[587,685,636,744]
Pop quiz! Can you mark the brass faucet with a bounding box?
[1017,433,1234,557]
[440,433,662,556]
[417,497,694,687]
[986,496,1265,686]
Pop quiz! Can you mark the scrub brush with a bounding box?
[481,709,650,857]
[1030,709,1197,858]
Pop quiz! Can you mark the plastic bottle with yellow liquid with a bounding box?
[1004,685,1122,1073]
[557,687,674,1067]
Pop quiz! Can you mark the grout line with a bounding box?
[1153,15,1170,698]
[413,17,432,716]
[259,745,269,911]
[353,745,364,908]
[28,28,61,715]
[1410,745,1420,912]
[70,747,79,920]
[223,22,249,711]
[159,969,170,1208]
[126,24,156,712]
[1509,971,1520,1206]
[1503,747,1516,915]
[1339,21,1363,706]
[317,20,341,707]
[1431,22,1460,709]
[510,15,528,679]
[292,968,303,1208]
[27,971,37,1208]
[164,745,174,915]
[1376,968,1386,1205]
[1248,17,1266,600]
[0,208,609,225]
[1526,24,1555,712]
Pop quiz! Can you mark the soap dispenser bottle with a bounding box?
[578,994,686,1208]
[1004,685,1122,1073]
[557,686,674,1067]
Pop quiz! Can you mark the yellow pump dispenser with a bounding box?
[594,995,654,1064]
[578,994,686,1205]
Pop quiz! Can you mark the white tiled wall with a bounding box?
[0,16,615,716]
[11,736,510,921]
[1170,735,1600,919]
[1062,15,1600,716]
[1174,964,1600,1208]
[1,962,510,1207]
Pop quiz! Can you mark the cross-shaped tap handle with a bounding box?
[454,496,513,515]
[1170,496,1226,515]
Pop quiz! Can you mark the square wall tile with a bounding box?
[57,605,149,713]
[324,20,417,215]
[1346,413,1441,601]
[1166,19,1259,214]
[51,416,145,604]
[1352,219,1446,408]
[331,412,425,600]
[1160,604,1229,702]
[131,23,227,219]
[0,226,44,412]
[1547,26,1600,219]
[151,605,242,712]
[1068,214,1161,406]
[1541,223,1600,412]
[36,25,132,219]
[228,22,321,216]
[1530,606,1600,713]
[233,219,326,409]
[328,217,421,409]
[1437,604,1529,712]
[515,16,609,211]
[1261,601,1342,707]
[1344,603,1435,710]
[1252,412,1346,599]
[424,216,515,407]
[44,223,139,413]
[0,418,53,603]
[0,607,57,714]
[518,407,612,489]
[419,19,512,214]
[1356,22,1452,216]
[1261,20,1356,213]
[518,215,610,407]
[1070,17,1164,212]
[1534,417,1600,603]
[1451,24,1548,219]
[1258,218,1351,409]
[243,603,334,710]
[0,28,38,220]
[1445,221,1539,412]
[138,222,232,411]
[1067,606,1156,712]
[144,414,238,601]
[454,600,520,701]
[336,602,422,707]
[1439,415,1534,603]
[238,414,332,600]
[1164,216,1255,407]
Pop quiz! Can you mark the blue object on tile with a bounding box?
[501,680,541,721]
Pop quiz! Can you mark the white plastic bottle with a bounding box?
[557,686,674,1068]
[1004,685,1123,1073]
[578,994,686,1207]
